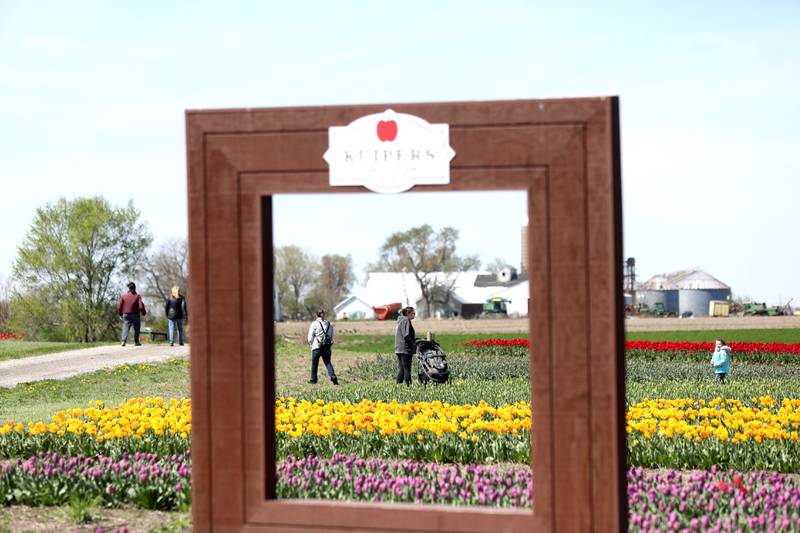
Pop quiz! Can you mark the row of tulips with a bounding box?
[275,398,531,463]
[278,396,800,471]
[5,450,800,528]
[280,458,800,530]
[627,397,800,471]
[0,332,22,340]
[627,466,800,532]
[276,454,531,507]
[6,395,800,470]
[0,397,191,457]
[460,338,800,362]
[627,397,800,442]
[0,451,191,510]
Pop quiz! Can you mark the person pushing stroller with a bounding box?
[394,306,416,386]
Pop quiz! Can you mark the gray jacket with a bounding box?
[394,315,416,354]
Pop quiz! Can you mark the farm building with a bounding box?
[636,267,731,317]
[335,269,530,319]
[333,295,375,320]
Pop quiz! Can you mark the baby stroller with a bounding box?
[415,338,450,384]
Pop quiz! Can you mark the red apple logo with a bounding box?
[376,120,398,142]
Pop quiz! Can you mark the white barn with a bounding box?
[340,270,529,319]
[333,295,375,320]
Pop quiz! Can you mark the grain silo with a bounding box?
[520,225,528,274]
[637,268,731,317]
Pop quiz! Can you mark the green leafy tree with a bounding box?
[0,276,11,331]
[369,225,479,318]
[275,245,318,320]
[12,197,152,342]
[306,254,356,317]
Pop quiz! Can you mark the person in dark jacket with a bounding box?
[394,306,416,386]
[165,286,188,346]
[117,282,146,346]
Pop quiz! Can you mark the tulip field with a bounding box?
[2,327,800,531]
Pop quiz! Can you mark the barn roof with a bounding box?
[638,268,730,290]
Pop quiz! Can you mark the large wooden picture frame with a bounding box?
[186,97,625,532]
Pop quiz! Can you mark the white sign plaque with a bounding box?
[323,109,456,193]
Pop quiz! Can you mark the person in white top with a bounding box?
[306,309,339,385]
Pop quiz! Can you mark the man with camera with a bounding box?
[306,309,339,385]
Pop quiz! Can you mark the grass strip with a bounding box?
[0,340,111,362]
[0,358,189,423]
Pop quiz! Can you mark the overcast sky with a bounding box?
[1,1,798,305]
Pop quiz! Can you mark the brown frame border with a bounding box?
[186,97,626,532]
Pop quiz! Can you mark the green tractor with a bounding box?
[481,297,510,317]
[637,302,676,318]
[741,302,783,316]
[739,301,788,317]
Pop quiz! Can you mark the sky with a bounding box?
[1,1,798,305]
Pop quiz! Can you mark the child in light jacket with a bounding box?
[710,338,731,383]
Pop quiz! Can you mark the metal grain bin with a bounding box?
[678,289,732,317]
[636,289,679,314]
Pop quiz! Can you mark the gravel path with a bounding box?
[0,344,189,388]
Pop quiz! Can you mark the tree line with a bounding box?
[4,197,188,342]
[0,196,495,342]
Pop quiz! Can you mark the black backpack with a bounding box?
[318,320,332,346]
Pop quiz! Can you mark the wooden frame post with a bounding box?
[186,97,626,532]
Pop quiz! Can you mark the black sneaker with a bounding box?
[308,380,317,384]
[121,342,126,347]
[332,378,339,385]
[134,343,142,346]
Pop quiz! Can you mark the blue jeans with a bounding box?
[168,319,184,345]
[310,345,337,383]
[121,313,141,345]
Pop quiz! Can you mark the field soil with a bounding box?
[0,505,190,532]
[277,318,530,339]
[278,315,800,337]
[624,315,800,332]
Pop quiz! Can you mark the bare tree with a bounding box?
[138,238,189,316]
[369,225,479,317]
[275,245,318,320]
[484,257,514,273]
[306,254,356,317]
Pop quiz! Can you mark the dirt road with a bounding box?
[277,316,800,337]
[0,344,189,388]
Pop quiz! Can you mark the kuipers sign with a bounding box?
[323,109,456,193]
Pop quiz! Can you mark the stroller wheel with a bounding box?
[418,372,429,384]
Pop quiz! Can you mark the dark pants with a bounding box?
[715,372,727,383]
[121,313,141,345]
[310,345,337,383]
[396,352,413,385]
